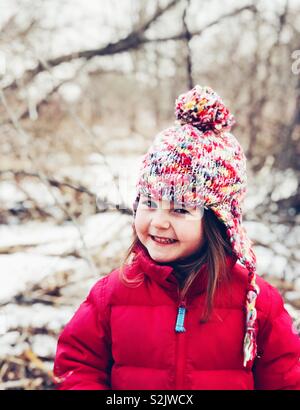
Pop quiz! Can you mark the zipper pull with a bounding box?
[175,302,186,332]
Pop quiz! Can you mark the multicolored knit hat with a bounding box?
[133,85,259,368]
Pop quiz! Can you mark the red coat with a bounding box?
[53,244,300,390]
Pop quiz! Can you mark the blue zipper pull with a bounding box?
[175,302,186,332]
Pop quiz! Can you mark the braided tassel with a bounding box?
[243,271,259,367]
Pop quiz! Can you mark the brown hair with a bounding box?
[119,208,233,322]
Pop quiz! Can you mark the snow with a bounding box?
[31,335,59,358]
[244,221,277,246]
[58,82,82,103]
[270,169,298,201]
[0,332,57,358]
[285,291,300,304]
[294,278,300,292]
[0,180,55,209]
[0,181,26,205]
[284,226,300,248]
[0,303,79,356]
[0,211,131,254]
[57,154,141,207]
[0,222,78,249]
[0,253,89,304]
[271,242,291,258]
[267,254,289,277]
[59,277,98,300]
[0,303,76,336]
[254,246,275,276]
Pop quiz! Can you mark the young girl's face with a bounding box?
[135,194,205,264]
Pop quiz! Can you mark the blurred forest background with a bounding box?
[0,0,299,389]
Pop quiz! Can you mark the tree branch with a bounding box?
[0,169,132,216]
[4,0,180,91]
[4,3,256,91]
[182,0,193,89]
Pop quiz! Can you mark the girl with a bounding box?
[53,85,300,390]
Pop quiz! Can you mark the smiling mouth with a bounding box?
[150,235,178,245]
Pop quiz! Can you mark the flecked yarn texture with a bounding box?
[133,85,259,367]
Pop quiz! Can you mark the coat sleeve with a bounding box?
[53,276,113,390]
[254,283,300,390]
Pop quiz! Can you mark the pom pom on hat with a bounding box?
[175,85,235,134]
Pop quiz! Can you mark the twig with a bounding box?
[134,5,258,43]
[0,169,132,215]
[3,0,180,90]
[23,349,53,378]
[182,0,193,89]
[4,356,26,366]
[30,50,128,207]
[0,89,98,277]
[3,3,255,91]
[246,0,289,160]
[0,379,32,390]
[0,363,9,382]
[12,33,131,210]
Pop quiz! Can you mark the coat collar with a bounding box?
[131,242,237,302]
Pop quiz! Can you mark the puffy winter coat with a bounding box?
[53,244,300,390]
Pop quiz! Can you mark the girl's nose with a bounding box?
[151,210,170,229]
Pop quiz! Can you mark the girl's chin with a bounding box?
[147,247,178,263]
[150,255,174,264]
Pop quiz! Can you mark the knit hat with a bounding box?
[133,85,259,368]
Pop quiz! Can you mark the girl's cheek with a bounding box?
[134,212,141,231]
[135,211,149,232]
[176,218,202,239]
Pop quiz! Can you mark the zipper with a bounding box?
[175,301,187,332]
[175,289,187,389]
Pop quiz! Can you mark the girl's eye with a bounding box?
[173,208,189,215]
[142,200,156,208]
